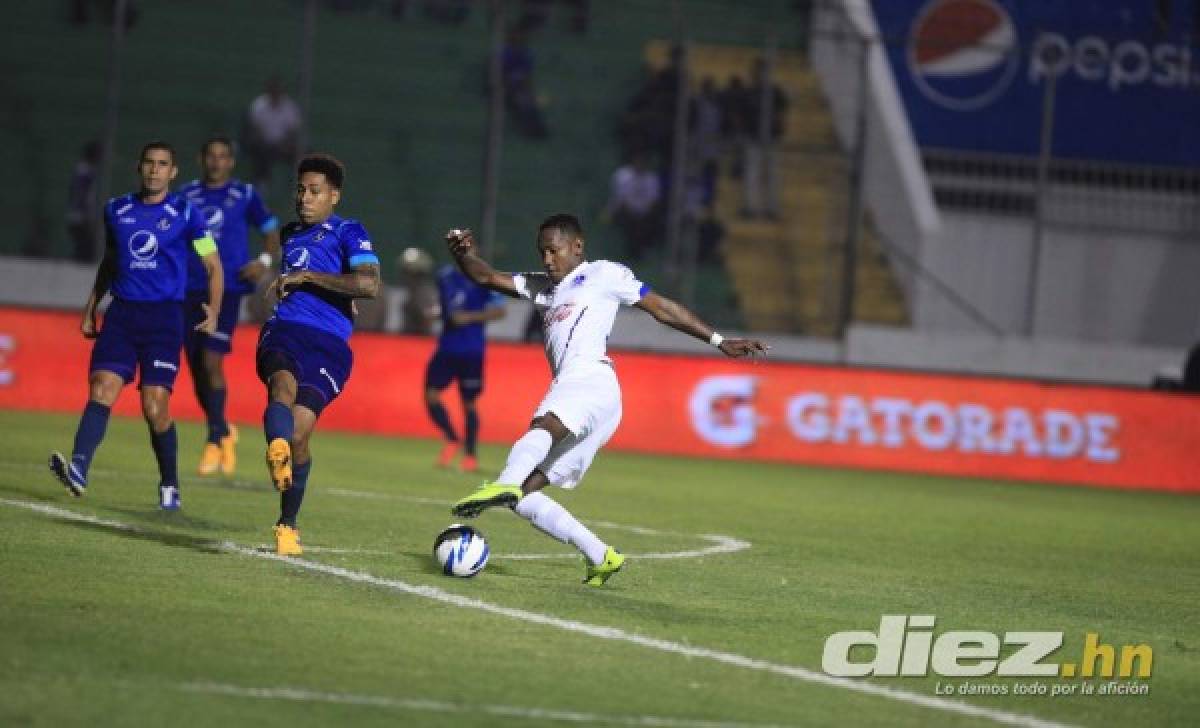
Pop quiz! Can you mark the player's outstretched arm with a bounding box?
[635,291,769,358]
[445,229,520,297]
[80,244,117,339]
[272,263,381,302]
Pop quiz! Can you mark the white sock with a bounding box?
[514,491,608,565]
[497,429,554,485]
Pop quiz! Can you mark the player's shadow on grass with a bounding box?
[105,504,240,533]
[55,516,227,557]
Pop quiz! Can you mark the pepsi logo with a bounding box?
[907,0,1019,111]
[202,205,226,231]
[128,230,159,261]
[285,247,311,271]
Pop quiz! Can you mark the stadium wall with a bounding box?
[3,307,1197,493]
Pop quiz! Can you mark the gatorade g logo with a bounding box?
[128,231,159,261]
[285,247,311,271]
[689,375,758,448]
[908,0,1019,111]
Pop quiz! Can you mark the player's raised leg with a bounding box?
[274,404,317,556]
[450,413,570,517]
[50,371,123,497]
[262,365,296,492]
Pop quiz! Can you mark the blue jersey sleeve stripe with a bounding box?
[638,283,651,298]
[259,216,280,234]
[349,253,380,267]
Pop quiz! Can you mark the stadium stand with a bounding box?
[0,0,806,331]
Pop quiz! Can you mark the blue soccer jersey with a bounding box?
[104,192,211,302]
[181,179,279,295]
[435,265,505,355]
[271,214,380,341]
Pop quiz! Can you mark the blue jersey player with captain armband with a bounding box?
[181,137,281,478]
[426,265,506,473]
[49,141,224,510]
[256,154,381,556]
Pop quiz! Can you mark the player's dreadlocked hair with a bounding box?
[298,153,346,189]
[538,213,584,240]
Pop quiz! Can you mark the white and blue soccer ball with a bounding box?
[433,524,490,577]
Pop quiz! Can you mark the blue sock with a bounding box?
[70,401,111,479]
[150,423,178,487]
[264,401,294,443]
[278,459,311,527]
[426,401,458,442]
[204,387,230,443]
[464,408,479,456]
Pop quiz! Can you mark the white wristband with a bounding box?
[258,252,274,267]
[709,332,724,348]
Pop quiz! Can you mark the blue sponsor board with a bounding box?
[871,0,1200,166]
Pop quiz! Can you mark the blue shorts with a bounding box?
[184,290,242,356]
[256,320,352,415]
[425,350,484,400]
[90,299,184,390]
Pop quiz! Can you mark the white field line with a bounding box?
[181,682,799,728]
[325,487,752,561]
[3,462,749,560]
[1,497,1078,728]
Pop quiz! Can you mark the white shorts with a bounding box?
[533,364,622,489]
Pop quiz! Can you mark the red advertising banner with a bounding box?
[2,307,1198,492]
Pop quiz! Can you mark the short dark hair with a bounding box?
[297,153,345,189]
[200,136,235,156]
[538,213,583,240]
[139,140,176,164]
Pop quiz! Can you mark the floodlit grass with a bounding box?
[1,409,1196,727]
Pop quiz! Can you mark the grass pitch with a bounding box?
[0,409,1196,727]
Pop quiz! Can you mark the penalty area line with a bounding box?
[1,497,1077,728]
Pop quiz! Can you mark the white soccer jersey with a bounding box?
[513,260,648,378]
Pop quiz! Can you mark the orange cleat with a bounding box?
[436,442,459,468]
[219,424,239,476]
[197,443,221,476]
[460,455,479,473]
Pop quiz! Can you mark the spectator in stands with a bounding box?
[501,28,550,139]
[617,47,683,161]
[244,76,303,193]
[603,152,662,261]
[66,140,102,262]
[741,58,788,219]
[398,247,440,335]
[690,77,723,162]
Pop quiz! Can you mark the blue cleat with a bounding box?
[48,452,87,497]
[158,483,181,511]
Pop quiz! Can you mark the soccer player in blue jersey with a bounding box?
[426,265,506,472]
[181,137,281,477]
[257,154,380,555]
[49,141,224,510]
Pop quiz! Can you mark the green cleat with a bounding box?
[583,547,626,587]
[451,482,523,518]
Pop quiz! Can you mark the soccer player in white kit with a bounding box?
[446,214,767,586]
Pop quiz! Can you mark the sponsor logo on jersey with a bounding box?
[128,230,160,269]
[202,205,225,232]
[285,247,311,271]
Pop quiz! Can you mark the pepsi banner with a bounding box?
[872,0,1200,166]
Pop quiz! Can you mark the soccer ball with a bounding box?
[433,524,490,577]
